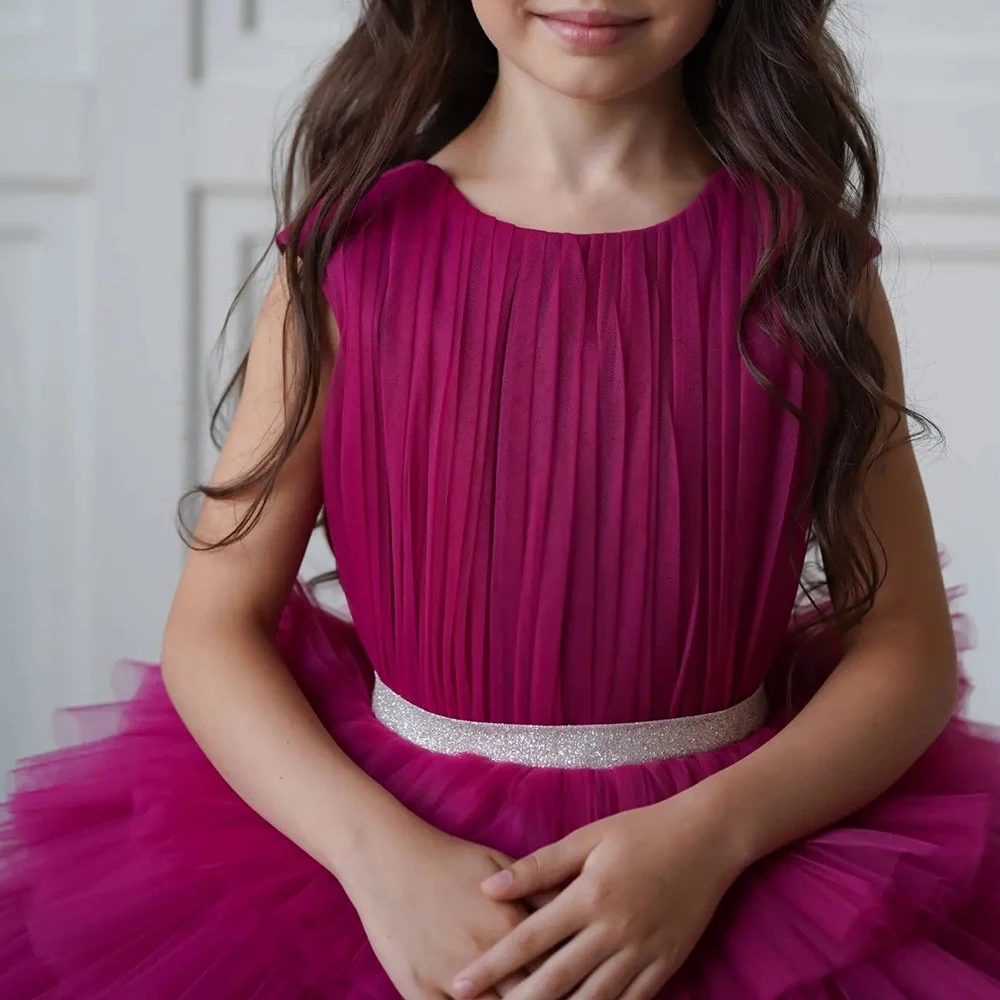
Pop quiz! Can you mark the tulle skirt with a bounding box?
[2,582,1000,998]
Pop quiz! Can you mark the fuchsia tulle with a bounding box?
[2,586,1000,998]
[3,161,1000,997]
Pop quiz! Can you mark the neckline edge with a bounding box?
[415,158,728,238]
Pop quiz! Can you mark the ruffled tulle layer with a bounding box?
[2,583,1000,998]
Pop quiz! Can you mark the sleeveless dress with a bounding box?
[2,160,1000,999]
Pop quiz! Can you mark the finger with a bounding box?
[452,896,585,997]
[522,896,557,972]
[521,941,556,977]
[619,959,673,1000]
[495,970,528,996]
[525,888,561,911]
[566,950,641,1000]
[471,987,507,1000]
[481,835,590,901]
[503,924,614,1000]
[467,982,517,999]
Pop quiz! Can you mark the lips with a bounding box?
[541,9,645,26]
[532,7,648,50]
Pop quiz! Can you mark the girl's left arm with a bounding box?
[688,264,959,868]
[450,268,960,1000]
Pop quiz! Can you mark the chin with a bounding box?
[514,52,667,103]
[471,0,717,102]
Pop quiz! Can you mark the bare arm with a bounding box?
[699,267,960,867]
[162,262,552,998]
[161,264,420,884]
[420,269,965,1000]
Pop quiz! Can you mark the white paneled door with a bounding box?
[0,1,349,773]
[864,3,1000,722]
[1,2,999,774]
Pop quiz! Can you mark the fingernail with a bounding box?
[453,976,475,997]
[482,869,513,891]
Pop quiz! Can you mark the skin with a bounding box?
[163,2,959,999]
[163,275,547,999]
[451,272,958,1000]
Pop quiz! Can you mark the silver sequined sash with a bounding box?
[371,675,769,769]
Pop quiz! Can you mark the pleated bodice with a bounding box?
[318,160,824,725]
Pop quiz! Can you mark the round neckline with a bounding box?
[418,159,728,238]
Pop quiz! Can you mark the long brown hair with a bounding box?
[181,0,936,633]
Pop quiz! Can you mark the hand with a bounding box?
[451,790,747,1000]
[339,816,552,999]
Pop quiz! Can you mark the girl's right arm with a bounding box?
[160,262,529,998]
[160,263,413,877]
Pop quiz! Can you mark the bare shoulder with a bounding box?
[164,260,333,639]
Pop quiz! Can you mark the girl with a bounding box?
[2,1,999,997]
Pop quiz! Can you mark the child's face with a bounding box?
[471,1,717,101]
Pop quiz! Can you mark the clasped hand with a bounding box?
[452,793,745,1000]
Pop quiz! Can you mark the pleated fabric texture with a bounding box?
[322,161,819,725]
[2,160,999,998]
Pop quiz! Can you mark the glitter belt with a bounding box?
[371,675,769,769]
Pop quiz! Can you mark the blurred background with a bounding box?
[1,1,998,775]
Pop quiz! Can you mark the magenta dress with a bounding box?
[3,160,1000,998]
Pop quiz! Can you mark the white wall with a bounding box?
[1,1,998,774]
[862,1,1000,721]
[0,1,350,773]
